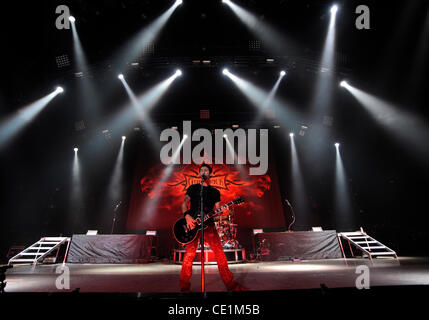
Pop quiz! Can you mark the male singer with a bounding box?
[179,163,246,292]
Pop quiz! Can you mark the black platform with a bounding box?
[255,230,342,261]
[66,234,154,263]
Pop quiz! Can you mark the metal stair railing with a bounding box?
[337,228,398,265]
[8,237,71,266]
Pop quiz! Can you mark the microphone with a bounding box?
[201,173,207,180]
[114,201,122,211]
[285,199,291,206]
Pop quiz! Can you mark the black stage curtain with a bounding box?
[66,235,152,263]
[255,231,342,261]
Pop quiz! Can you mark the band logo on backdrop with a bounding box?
[140,164,270,203]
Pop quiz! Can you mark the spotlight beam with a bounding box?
[309,3,338,116]
[70,147,84,226]
[223,69,302,128]
[140,135,187,223]
[118,75,142,115]
[90,1,182,105]
[118,74,159,147]
[224,135,247,178]
[248,72,286,127]
[94,70,182,155]
[342,83,429,162]
[70,18,101,119]
[70,19,88,73]
[223,0,299,55]
[322,5,338,71]
[334,145,355,230]
[289,134,310,227]
[113,1,182,72]
[107,139,125,203]
[261,73,285,110]
[305,4,339,161]
[0,89,62,149]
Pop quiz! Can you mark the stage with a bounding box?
[4,257,429,293]
[2,0,429,316]
[3,257,429,317]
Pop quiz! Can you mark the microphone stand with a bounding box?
[111,201,122,234]
[286,199,295,232]
[199,177,206,297]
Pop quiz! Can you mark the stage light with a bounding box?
[222,68,229,75]
[56,86,64,93]
[330,5,338,14]
[280,70,286,76]
[184,134,188,139]
[223,134,227,138]
[340,80,348,87]
[335,142,340,148]
[289,133,294,137]
[122,136,126,140]
[175,0,183,5]
[118,74,124,80]
[69,16,76,23]
[175,69,182,76]
[74,147,78,152]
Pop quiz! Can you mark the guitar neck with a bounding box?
[203,201,234,222]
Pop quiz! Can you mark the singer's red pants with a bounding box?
[179,225,236,291]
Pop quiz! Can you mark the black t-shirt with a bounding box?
[185,184,221,224]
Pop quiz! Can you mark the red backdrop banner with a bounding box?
[126,161,285,231]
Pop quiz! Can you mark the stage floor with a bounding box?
[4,256,429,293]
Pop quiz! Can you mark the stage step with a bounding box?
[9,259,36,262]
[36,242,63,245]
[355,241,377,244]
[8,237,71,266]
[370,252,398,256]
[338,228,398,262]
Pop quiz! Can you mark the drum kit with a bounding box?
[192,207,241,250]
[214,207,240,249]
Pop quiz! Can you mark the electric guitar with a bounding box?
[172,197,244,245]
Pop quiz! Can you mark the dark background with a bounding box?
[0,0,428,262]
